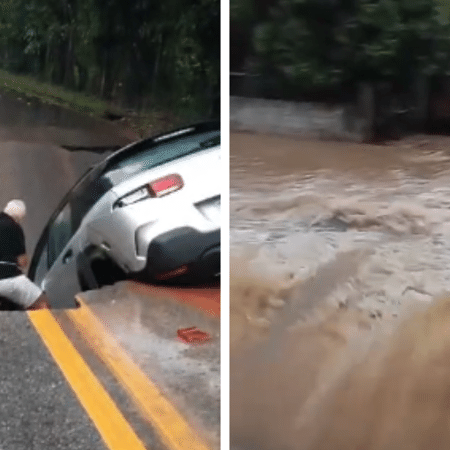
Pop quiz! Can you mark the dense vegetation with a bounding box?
[231,0,450,100]
[0,0,220,118]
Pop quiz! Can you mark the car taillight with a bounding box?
[148,174,183,198]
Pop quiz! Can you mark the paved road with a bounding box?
[0,312,107,450]
[76,282,221,449]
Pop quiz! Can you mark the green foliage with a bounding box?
[0,0,219,118]
[253,0,450,92]
[231,0,255,23]
[435,0,450,24]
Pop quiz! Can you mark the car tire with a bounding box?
[80,246,126,290]
[77,251,100,292]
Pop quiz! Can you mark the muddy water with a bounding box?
[230,132,450,450]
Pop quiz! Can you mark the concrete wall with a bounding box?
[230,94,372,142]
[230,76,439,141]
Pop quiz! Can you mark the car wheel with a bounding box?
[77,251,100,292]
[81,247,126,289]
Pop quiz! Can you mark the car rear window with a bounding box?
[101,130,220,186]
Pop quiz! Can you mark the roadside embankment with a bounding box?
[0,89,137,149]
[0,70,185,140]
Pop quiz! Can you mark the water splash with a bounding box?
[231,133,450,449]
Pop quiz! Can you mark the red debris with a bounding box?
[177,327,211,344]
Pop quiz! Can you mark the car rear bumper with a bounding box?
[142,227,220,282]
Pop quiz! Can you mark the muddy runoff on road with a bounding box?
[230,132,450,450]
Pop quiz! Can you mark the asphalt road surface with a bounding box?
[0,312,107,450]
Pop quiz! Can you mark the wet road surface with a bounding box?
[0,312,106,450]
[71,282,220,449]
[230,131,450,450]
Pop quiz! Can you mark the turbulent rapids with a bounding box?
[230,132,450,450]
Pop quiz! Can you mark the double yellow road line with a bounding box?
[28,299,211,450]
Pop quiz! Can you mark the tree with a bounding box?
[0,0,220,117]
[253,0,450,96]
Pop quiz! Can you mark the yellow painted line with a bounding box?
[67,296,211,450]
[28,308,147,450]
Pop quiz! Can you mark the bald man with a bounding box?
[0,200,50,310]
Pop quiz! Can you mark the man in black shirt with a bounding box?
[0,200,50,310]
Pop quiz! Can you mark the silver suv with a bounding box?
[29,121,221,308]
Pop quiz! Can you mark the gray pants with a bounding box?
[0,275,43,308]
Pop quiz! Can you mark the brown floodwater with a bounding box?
[230,131,450,450]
